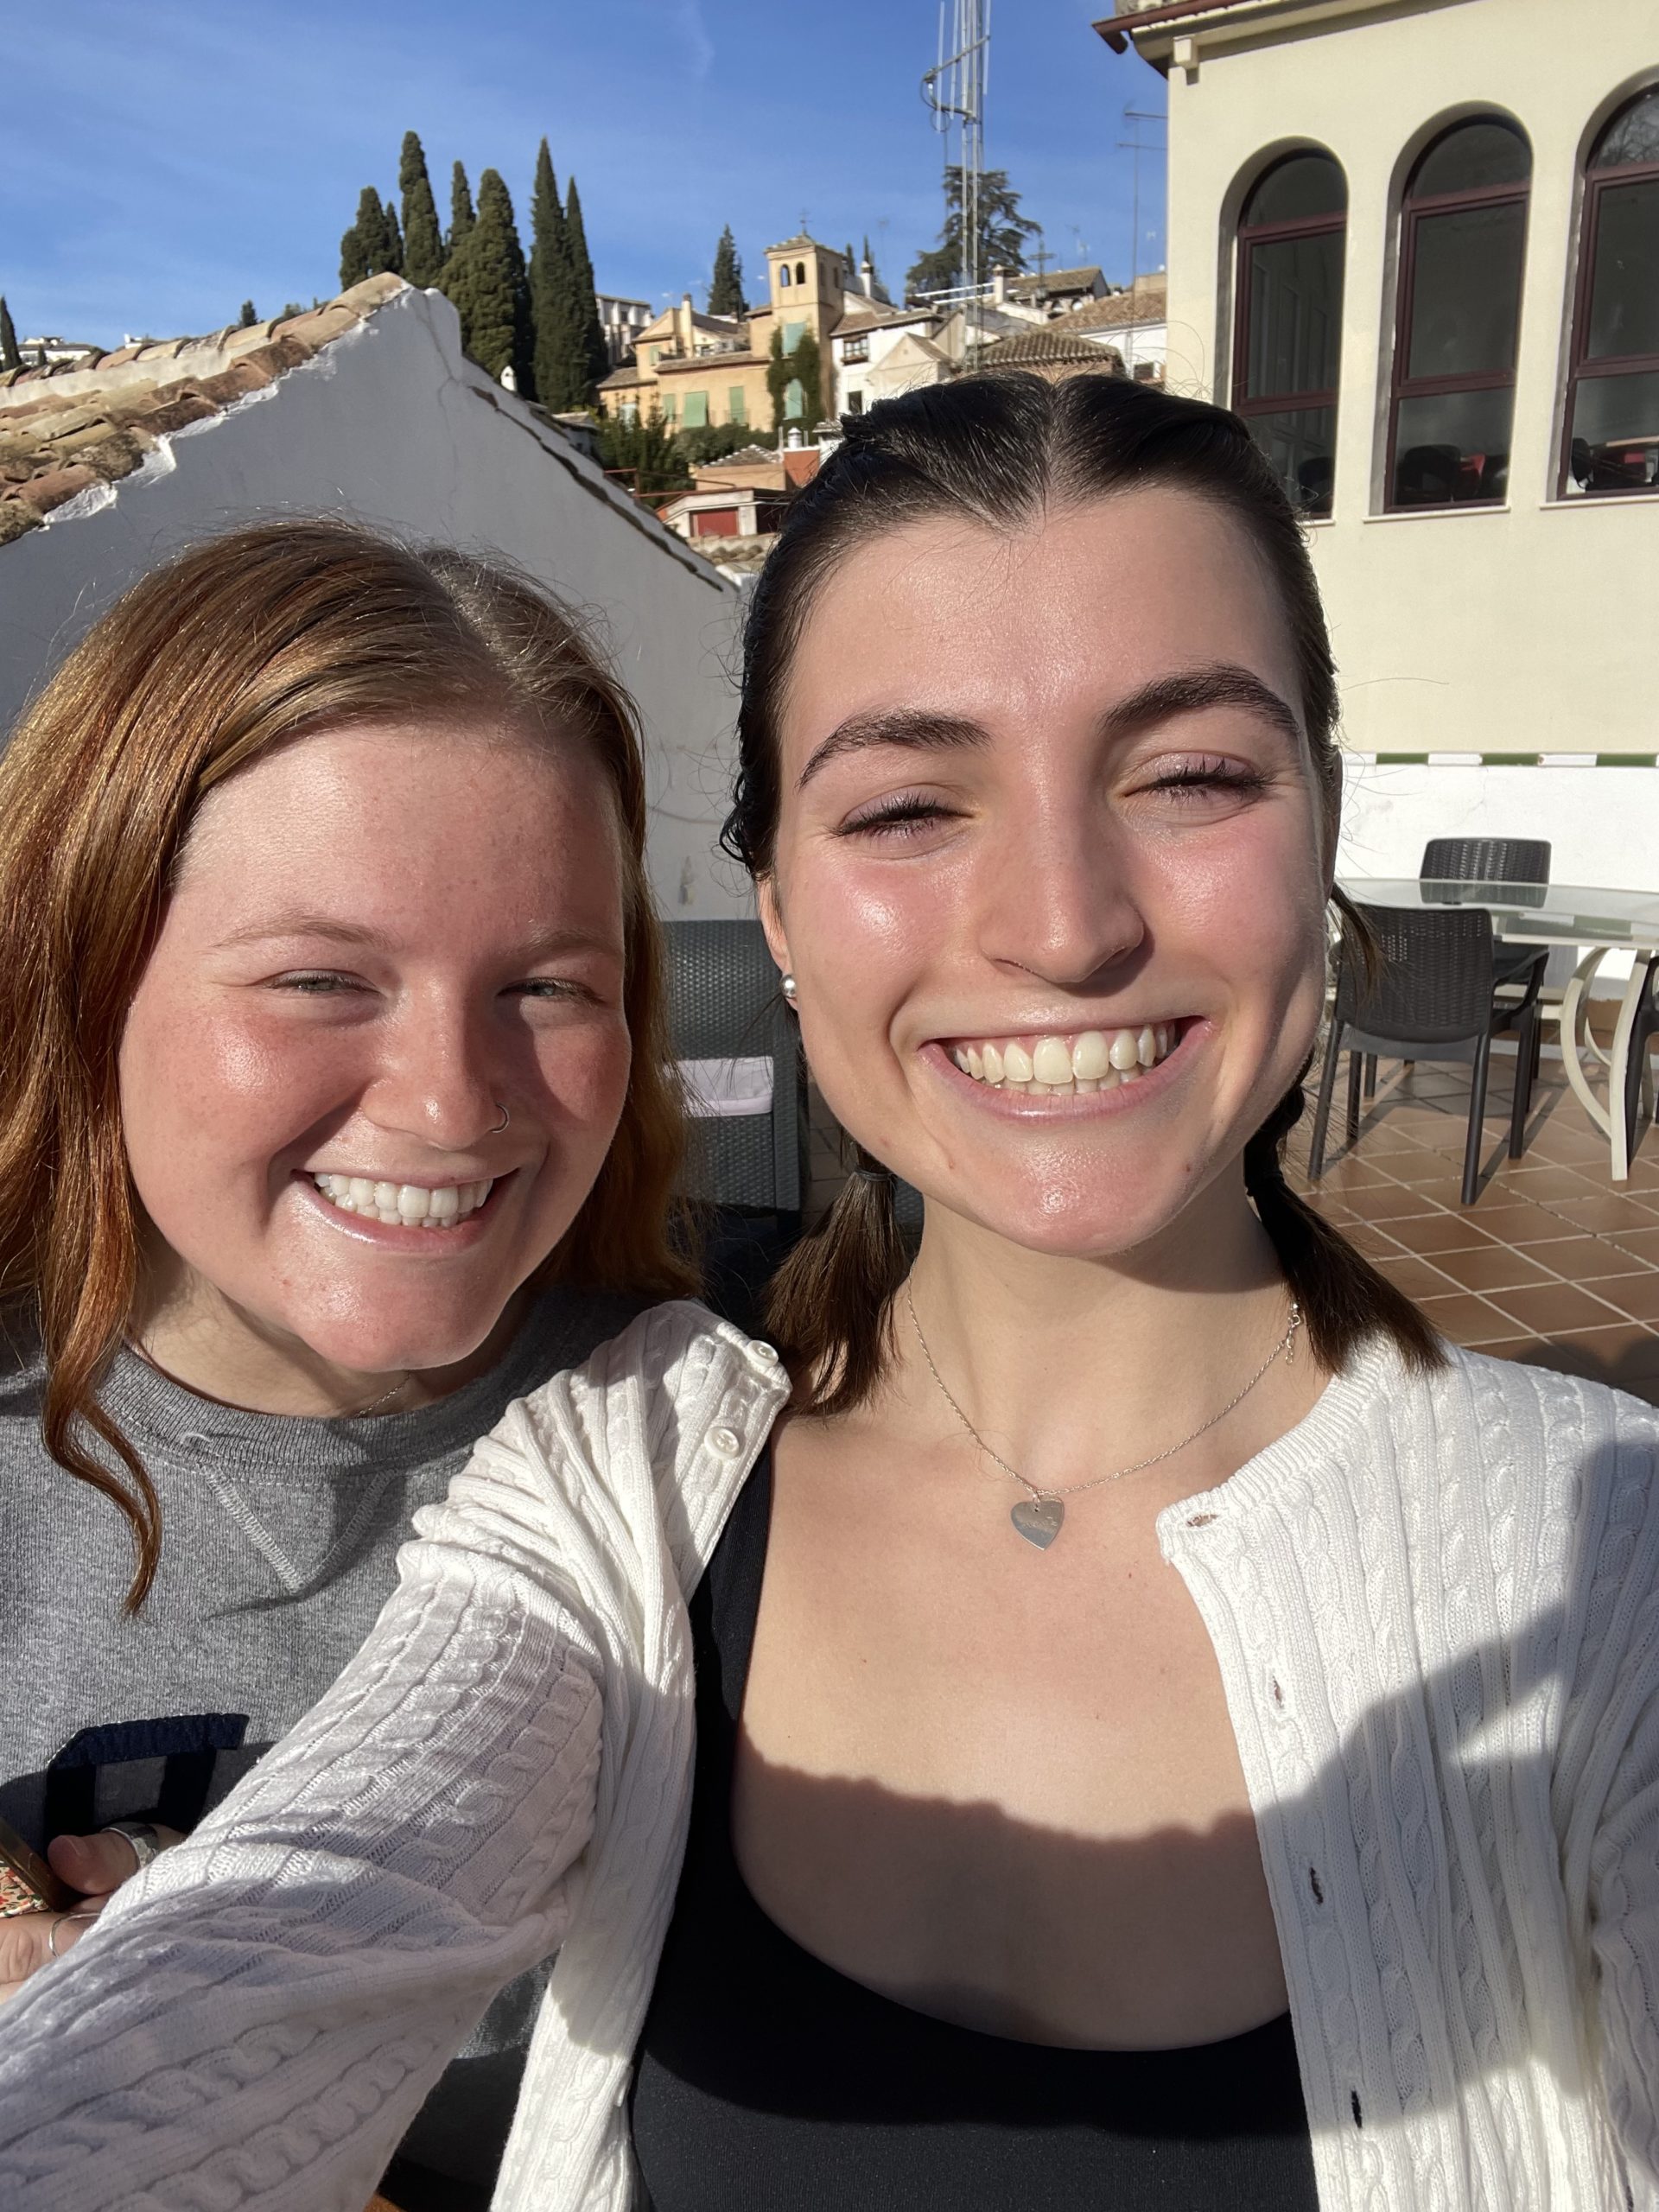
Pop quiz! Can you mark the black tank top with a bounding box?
[629,1454,1320,2211]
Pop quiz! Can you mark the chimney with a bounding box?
[860,256,874,299]
[991,264,1007,306]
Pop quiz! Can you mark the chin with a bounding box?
[283,1294,508,1379]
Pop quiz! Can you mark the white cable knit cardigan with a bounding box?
[0,1300,1656,2212]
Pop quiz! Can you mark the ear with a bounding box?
[756,874,791,982]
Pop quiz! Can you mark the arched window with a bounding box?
[779,264,791,289]
[1386,118,1531,509]
[1562,86,1659,496]
[796,260,807,285]
[1231,151,1348,517]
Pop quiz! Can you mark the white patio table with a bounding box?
[1336,877,1659,1183]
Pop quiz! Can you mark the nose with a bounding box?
[979,794,1147,989]
[364,995,507,1153]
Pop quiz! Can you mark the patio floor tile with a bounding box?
[1426,1243,1560,1294]
[1386,1212,1498,1255]
[1607,1226,1659,1264]
[1592,1271,1659,1325]
[1373,1253,1463,1300]
[1416,1293,1517,1344]
[1459,1202,1581,1245]
[1484,1282,1630,1336]
[1545,1192,1659,1236]
[1526,1233,1654,1281]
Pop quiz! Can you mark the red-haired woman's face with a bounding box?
[760,489,1332,1262]
[118,719,632,1400]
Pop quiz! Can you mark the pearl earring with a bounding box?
[780,973,798,1004]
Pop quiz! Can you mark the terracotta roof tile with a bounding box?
[0,274,409,533]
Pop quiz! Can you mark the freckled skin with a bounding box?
[760,490,1332,1260]
[118,719,632,1412]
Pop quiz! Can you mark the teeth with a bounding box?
[312,1173,493,1229]
[1072,1030,1109,1081]
[945,1023,1180,1099]
[1032,1036,1072,1084]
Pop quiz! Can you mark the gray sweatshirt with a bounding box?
[0,1286,641,2196]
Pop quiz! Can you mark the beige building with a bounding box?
[1097,0,1658,759]
[598,236,853,435]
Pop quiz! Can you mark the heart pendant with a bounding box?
[1010,1497,1065,1550]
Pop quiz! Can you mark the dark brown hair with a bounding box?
[0,518,696,1606]
[721,372,1441,1410]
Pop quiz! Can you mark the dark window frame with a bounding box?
[1385,129,1532,512]
[1559,93,1659,499]
[1230,156,1347,518]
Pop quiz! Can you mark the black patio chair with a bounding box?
[1309,902,1543,1206]
[664,918,808,1329]
[1619,954,1659,1170]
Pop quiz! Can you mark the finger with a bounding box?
[48,1824,185,1895]
[0,1910,57,1987]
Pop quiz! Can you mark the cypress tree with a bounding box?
[237,300,257,327]
[447,162,475,257]
[399,132,444,288]
[563,178,610,403]
[384,194,404,275]
[708,226,747,317]
[529,138,576,410]
[0,297,20,372]
[340,187,397,289]
[465,168,533,393]
[440,163,477,349]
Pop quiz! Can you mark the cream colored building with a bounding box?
[1099,0,1658,762]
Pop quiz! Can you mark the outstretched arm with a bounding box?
[0,1432,605,2212]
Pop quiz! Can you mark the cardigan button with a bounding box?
[709,1425,743,1455]
[751,1342,781,1365]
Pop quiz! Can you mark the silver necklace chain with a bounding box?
[904,1284,1301,1523]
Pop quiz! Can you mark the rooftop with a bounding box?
[1007,264,1104,296]
[0,274,405,546]
[1063,275,1169,332]
[964,327,1126,372]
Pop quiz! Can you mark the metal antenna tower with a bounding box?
[922,0,991,344]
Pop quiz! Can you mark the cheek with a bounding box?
[530,1018,634,1149]
[118,999,359,1203]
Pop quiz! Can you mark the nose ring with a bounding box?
[492,1103,510,1134]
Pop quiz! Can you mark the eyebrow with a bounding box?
[212,913,618,960]
[797,662,1303,792]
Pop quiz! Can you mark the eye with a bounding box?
[1138,754,1270,804]
[836,791,963,841]
[508,978,590,1002]
[271,971,364,995]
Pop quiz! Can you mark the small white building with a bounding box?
[0,278,750,917]
[595,291,652,367]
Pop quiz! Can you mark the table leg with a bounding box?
[1561,948,1615,1161]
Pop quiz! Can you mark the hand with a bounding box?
[0,1824,184,2004]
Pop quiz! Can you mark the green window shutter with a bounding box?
[785,378,805,418]
[783,317,806,351]
[661,393,677,423]
[728,387,747,423]
[683,390,709,428]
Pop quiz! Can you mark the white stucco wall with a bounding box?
[1154,0,1658,756]
[0,288,753,918]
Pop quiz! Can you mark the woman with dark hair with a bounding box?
[2,380,1656,2212]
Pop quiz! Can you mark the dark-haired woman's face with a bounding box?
[760,488,1331,1262]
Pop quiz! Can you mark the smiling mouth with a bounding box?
[308,1174,495,1229]
[944,1023,1182,1096]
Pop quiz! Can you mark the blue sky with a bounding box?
[1,0,1164,350]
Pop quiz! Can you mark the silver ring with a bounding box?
[492,1102,510,1133]
[100,1819,162,1872]
[47,1910,99,1959]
